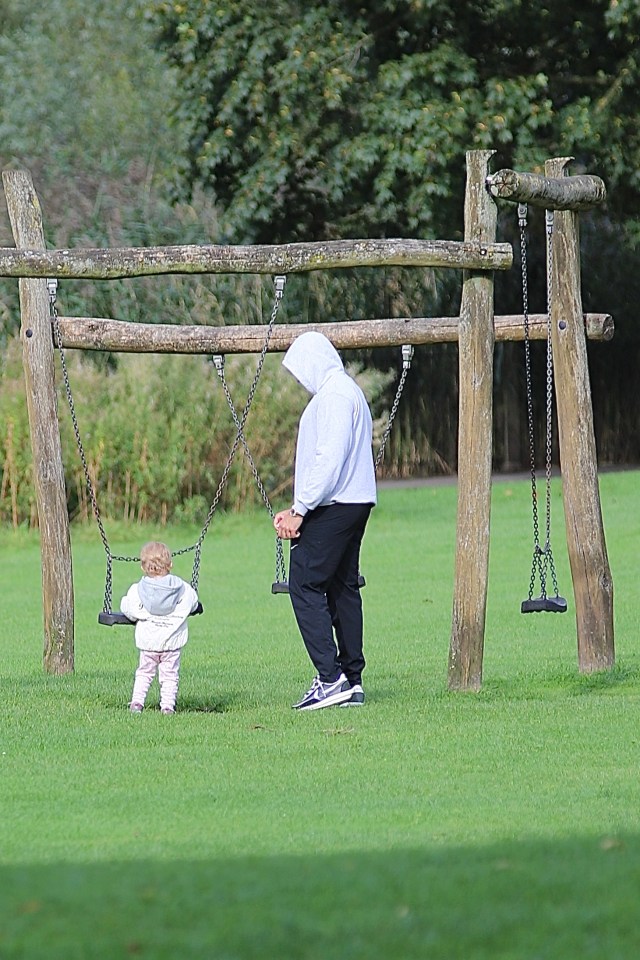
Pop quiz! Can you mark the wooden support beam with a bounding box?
[546,158,615,672]
[54,312,613,354]
[0,237,512,279]
[448,150,497,691]
[2,169,74,674]
[486,167,606,210]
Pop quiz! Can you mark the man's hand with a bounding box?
[274,509,303,540]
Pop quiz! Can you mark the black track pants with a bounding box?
[288,502,373,685]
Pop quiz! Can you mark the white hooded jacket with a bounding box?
[282,332,377,515]
[120,574,199,652]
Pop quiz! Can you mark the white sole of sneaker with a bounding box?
[297,688,353,711]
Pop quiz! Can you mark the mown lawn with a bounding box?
[1,472,640,959]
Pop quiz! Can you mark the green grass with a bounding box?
[2,472,640,958]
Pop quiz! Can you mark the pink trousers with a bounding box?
[131,648,182,711]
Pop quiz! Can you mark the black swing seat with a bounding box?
[271,581,290,595]
[99,602,204,626]
[271,574,366,595]
[521,596,567,614]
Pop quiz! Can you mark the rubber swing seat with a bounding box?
[521,596,567,614]
[271,574,367,595]
[98,602,204,626]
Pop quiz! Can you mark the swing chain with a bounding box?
[47,279,137,613]
[210,354,287,587]
[519,207,562,605]
[189,275,287,592]
[374,344,414,472]
[543,210,562,599]
[211,354,275,518]
[519,206,542,596]
[49,274,287,606]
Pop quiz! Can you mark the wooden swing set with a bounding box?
[0,149,615,689]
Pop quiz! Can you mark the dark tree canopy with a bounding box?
[149,0,640,245]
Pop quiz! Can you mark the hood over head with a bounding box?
[138,573,185,616]
[282,331,344,395]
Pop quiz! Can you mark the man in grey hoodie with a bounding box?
[274,332,377,711]
[121,541,199,714]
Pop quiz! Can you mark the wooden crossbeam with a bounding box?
[52,313,613,354]
[0,237,513,279]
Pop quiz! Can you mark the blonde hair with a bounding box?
[140,541,172,577]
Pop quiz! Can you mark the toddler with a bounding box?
[121,541,199,714]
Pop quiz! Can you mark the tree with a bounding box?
[146,0,640,473]
[0,0,209,340]
[148,0,640,245]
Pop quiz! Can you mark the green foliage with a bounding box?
[0,334,399,527]
[147,0,640,243]
[0,0,228,339]
[141,0,640,472]
[3,0,640,482]
[0,340,35,525]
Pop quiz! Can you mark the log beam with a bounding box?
[54,313,613,354]
[0,237,512,279]
[2,169,74,674]
[486,166,606,210]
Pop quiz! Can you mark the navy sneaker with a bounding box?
[293,673,352,711]
[340,684,365,707]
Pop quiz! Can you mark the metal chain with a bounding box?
[210,354,287,585]
[519,206,543,602]
[544,211,562,598]
[189,276,287,591]
[47,280,138,613]
[50,275,287,604]
[52,272,406,599]
[519,207,561,602]
[374,344,414,472]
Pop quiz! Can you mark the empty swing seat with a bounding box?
[271,581,290,595]
[521,596,567,614]
[98,602,204,626]
[271,574,366,595]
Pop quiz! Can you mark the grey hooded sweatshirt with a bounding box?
[282,331,377,516]
[120,574,199,651]
[138,574,186,616]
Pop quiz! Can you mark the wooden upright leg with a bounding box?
[448,150,497,691]
[545,157,614,672]
[3,170,74,674]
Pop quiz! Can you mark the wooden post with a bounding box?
[448,150,497,691]
[545,158,614,672]
[3,170,74,674]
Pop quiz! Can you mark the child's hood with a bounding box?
[138,574,185,615]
